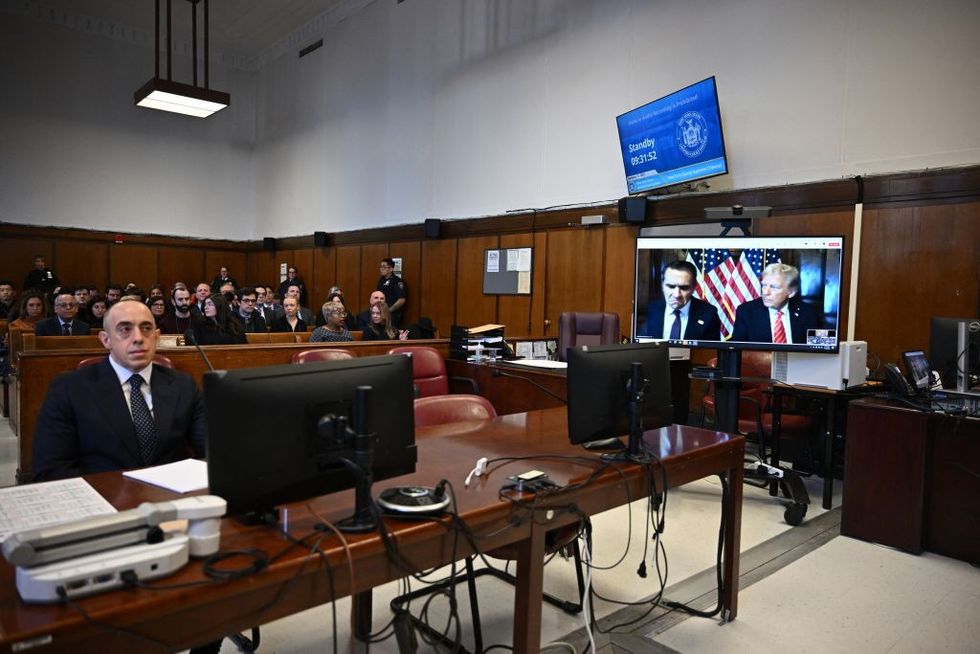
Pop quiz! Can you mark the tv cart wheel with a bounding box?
[783,502,807,526]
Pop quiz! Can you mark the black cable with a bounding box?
[490,367,568,403]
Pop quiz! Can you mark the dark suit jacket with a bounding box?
[731,298,818,344]
[32,359,207,481]
[230,312,267,334]
[34,317,91,336]
[642,297,721,341]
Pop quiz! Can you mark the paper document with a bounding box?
[507,359,567,370]
[0,478,117,543]
[123,458,209,494]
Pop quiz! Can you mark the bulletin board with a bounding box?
[482,247,533,295]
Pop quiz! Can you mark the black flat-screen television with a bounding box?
[616,76,728,195]
[634,235,844,353]
[566,342,674,453]
[203,355,417,519]
[929,317,980,390]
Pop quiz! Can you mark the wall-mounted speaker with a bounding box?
[262,237,276,251]
[618,197,648,224]
[424,218,441,238]
[314,231,328,247]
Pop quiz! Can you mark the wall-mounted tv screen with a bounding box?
[616,76,728,194]
[634,236,844,353]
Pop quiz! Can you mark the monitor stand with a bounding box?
[601,362,649,462]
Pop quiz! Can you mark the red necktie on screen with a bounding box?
[773,311,787,344]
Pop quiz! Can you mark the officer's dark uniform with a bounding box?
[377,274,407,327]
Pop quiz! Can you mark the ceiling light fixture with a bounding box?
[134,0,230,118]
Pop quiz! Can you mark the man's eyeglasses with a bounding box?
[55,302,77,308]
[240,298,256,304]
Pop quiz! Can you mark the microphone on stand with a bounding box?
[184,329,216,372]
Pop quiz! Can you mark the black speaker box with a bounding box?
[424,218,441,238]
[314,231,328,247]
[262,237,276,251]
[618,197,648,224]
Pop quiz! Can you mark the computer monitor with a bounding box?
[929,317,980,390]
[566,342,674,455]
[203,355,417,521]
[634,235,844,353]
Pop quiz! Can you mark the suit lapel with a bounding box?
[150,366,176,439]
[93,360,142,463]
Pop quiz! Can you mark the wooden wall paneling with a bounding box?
[158,248,205,292]
[755,209,856,342]
[528,231,548,338]
[455,235,499,328]
[602,224,639,340]
[54,240,109,292]
[497,233,534,337]
[360,244,389,310]
[0,237,54,290]
[334,246,362,309]
[419,238,458,336]
[310,246,336,310]
[856,203,980,364]
[109,244,159,293]
[395,241,421,326]
[245,250,278,291]
[205,251,248,289]
[543,228,604,337]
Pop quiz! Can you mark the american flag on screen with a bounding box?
[687,248,782,339]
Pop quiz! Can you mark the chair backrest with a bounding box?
[291,348,356,364]
[557,311,620,361]
[76,354,174,370]
[387,345,449,396]
[413,394,497,427]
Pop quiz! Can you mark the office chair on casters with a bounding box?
[390,395,587,654]
[557,311,620,361]
[701,352,814,526]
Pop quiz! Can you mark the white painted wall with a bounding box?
[0,6,256,240]
[3,0,979,240]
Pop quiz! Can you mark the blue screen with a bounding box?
[616,77,728,194]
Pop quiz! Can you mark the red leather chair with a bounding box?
[387,345,449,396]
[76,354,174,370]
[701,352,815,466]
[557,311,620,361]
[413,394,497,427]
[290,348,356,364]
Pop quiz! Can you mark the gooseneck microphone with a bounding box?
[184,329,216,372]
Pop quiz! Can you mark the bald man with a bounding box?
[33,298,206,481]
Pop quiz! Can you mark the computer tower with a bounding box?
[771,341,867,390]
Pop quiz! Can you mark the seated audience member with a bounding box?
[270,296,307,333]
[310,303,352,342]
[147,284,166,301]
[356,291,387,331]
[254,285,280,324]
[147,296,168,327]
[231,287,267,333]
[158,287,194,335]
[72,286,92,324]
[210,266,237,293]
[283,283,314,323]
[4,291,47,347]
[104,283,123,305]
[192,282,211,316]
[85,294,109,330]
[731,263,818,344]
[361,301,408,341]
[32,298,207,480]
[35,292,91,336]
[277,266,307,307]
[190,293,246,345]
[327,291,358,330]
[0,279,17,319]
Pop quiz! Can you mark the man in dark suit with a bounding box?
[639,260,721,341]
[33,299,206,481]
[34,292,91,336]
[731,263,818,344]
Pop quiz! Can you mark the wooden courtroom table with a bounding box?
[445,359,567,414]
[0,408,744,653]
[13,340,451,481]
